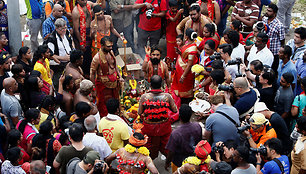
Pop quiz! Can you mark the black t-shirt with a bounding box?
[258,87,275,110]
[255,75,262,89]
[270,113,292,153]
[0,72,9,91]
[16,59,33,74]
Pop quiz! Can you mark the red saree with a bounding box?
[171,43,198,98]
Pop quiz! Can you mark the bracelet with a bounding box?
[245,68,250,72]
[121,5,124,9]
[256,163,261,166]
[247,136,252,140]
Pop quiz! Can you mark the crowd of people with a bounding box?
[0,0,305,173]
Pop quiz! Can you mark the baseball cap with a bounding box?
[254,102,269,113]
[0,52,10,65]
[250,113,268,125]
[210,161,232,174]
[83,151,100,165]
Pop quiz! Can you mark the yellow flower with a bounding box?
[191,64,205,74]
[125,144,136,153]
[182,156,201,166]
[204,155,211,164]
[138,147,150,156]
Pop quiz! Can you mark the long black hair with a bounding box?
[18,108,40,134]
[32,45,49,66]
[32,120,53,160]
[17,46,30,61]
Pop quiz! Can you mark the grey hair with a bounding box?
[79,79,93,94]
[84,116,97,132]
[55,18,66,28]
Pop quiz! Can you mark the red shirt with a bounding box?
[166,10,181,41]
[135,0,167,31]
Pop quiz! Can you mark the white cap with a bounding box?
[254,102,269,113]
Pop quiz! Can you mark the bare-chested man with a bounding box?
[72,0,104,76]
[90,36,123,117]
[65,49,84,89]
[176,4,211,38]
[138,75,177,160]
[91,5,123,57]
[61,75,74,117]
[107,132,159,174]
[74,79,98,115]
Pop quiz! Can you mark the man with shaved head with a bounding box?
[42,3,72,40]
[0,77,23,128]
[224,77,260,119]
[138,75,178,160]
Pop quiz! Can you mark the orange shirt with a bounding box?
[250,123,277,148]
[45,1,71,17]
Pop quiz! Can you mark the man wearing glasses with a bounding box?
[42,4,72,40]
[242,113,277,148]
[224,77,259,119]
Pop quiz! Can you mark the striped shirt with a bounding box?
[263,17,285,55]
[232,1,259,32]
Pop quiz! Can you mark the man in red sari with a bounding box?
[172,28,198,104]
[138,75,178,160]
[90,36,123,117]
[142,46,170,90]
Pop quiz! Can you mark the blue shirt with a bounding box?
[42,14,72,38]
[205,104,240,147]
[277,60,297,90]
[25,0,42,19]
[234,89,257,115]
[261,155,290,174]
[287,39,306,61]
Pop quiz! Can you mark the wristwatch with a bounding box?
[121,5,124,9]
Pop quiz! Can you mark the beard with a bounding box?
[103,48,111,53]
[150,58,160,65]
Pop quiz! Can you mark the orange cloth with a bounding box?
[45,1,71,17]
[250,123,277,148]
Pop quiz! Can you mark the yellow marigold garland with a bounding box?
[125,144,136,153]
[138,147,150,156]
[124,145,150,156]
[182,156,202,166]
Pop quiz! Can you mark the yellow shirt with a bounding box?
[35,112,56,130]
[34,59,52,85]
[98,118,130,152]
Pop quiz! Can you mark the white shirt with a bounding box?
[231,43,245,61]
[226,64,239,80]
[48,34,72,65]
[82,133,112,160]
[247,45,274,68]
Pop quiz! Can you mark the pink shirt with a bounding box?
[16,121,38,152]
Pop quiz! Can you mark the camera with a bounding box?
[218,84,234,92]
[250,145,267,156]
[227,58,242,66]
[213,144,224,154]
[210,52,221,60]
[146,8,155,19]
[93,161,106,174]
[237,123,251,133]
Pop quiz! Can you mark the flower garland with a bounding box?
[124,144,150,156]
[182,156,202,166]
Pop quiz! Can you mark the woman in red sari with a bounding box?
[198,23,220,51]
[172,28,198,104]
